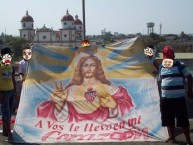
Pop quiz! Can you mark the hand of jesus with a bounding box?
[50,81,67,112]
[96,90,117,109]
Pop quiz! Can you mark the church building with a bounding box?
[19,10,84,47]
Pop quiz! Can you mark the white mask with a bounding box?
[144,47,154,56]
[162,59,174,68]
[23,49,32,60]
[1,54,12,65]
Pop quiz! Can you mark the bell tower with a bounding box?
[19,11,35,42]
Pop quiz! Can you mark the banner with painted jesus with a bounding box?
[11,37,168,143]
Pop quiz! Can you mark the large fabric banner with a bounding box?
[12,37,168,143]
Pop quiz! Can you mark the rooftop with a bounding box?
[155,52,193,59]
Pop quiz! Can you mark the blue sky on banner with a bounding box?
[0,0,193,36]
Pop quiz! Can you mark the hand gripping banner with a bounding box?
[12,37,168,143]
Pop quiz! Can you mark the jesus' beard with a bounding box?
[82,72,96,79]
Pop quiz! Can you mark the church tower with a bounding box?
[74,14,83,41]
[19,11,35,42]
[60,10,76,42]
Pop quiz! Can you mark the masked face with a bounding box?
[144,47,154,56]
[1,54,12,65]
[23,49,32,60]
[162,59,174,68]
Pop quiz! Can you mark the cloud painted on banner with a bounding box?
[33,45,71,61]
[107,41,134,59]
[106,52,147,71]
[29,62,69,72]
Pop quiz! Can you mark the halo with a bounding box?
[73,51,102,67]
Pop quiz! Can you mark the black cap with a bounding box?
[147,45,154,49]
[1,47,12,56]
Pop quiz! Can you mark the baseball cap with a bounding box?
[1,47,12,56]
[162,46,174,59]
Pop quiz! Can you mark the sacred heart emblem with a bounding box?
[85,86,96,102]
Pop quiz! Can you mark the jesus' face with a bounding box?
[81,58,97,79]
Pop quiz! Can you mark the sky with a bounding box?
[0,0,193,36]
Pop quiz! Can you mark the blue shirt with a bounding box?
[18,59,29,75]
[160,61,191,98]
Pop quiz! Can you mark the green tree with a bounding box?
[5,37,30,61]
[143,33,165,51]
[102,33,115,45]
[180,31,191,41]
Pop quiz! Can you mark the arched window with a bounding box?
[43,35,46,39]
[79,26,82,30]
[23,23,26,27]
[64,34,67,37]
[64,22,67,25]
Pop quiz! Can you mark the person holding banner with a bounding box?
[18,46,32,82]
[0,47,16,140]
[37,55,134,123]
[159,46,193,145]
[12,46,32,115]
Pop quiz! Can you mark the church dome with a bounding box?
[21,11,34,22]
[74,15,82,25]
[61,10,74,21]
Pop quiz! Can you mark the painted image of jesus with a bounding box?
[37,55,134,122]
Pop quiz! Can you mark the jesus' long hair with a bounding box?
[65,55,111,89]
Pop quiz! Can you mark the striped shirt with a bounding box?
[160,61,191,98]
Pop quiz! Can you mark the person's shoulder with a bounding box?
[19,59,27,65]
[175,60,186,69]
[19,59,24,63]
[175,60,184,65]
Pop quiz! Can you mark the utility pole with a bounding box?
[82,0,86,40]
[159,23,162,36]
[4,28,6,46]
